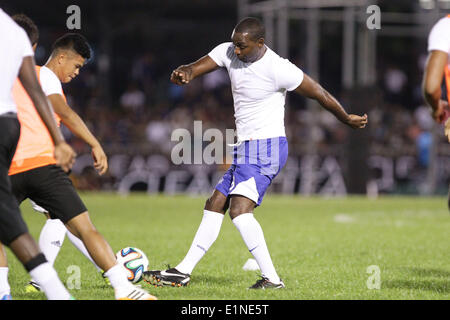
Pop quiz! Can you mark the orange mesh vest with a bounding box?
[446,15,450,104]
[9,66,64,175]
[446,65,450,104]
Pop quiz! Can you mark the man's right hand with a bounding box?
[170,66,193,85]
[432,99,450,123]
[169,56,219,86]
[54,142,76,172]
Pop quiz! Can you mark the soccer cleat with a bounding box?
[1,293,12,300]
[25,281,41,293]
[115,285,157,300]
[248,276,285,289]
[101,271,111,286]
[143,268,190,287]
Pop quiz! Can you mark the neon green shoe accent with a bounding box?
[101,271,111,286]
[25,281,40,293]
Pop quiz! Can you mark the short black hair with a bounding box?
[12,14,39,46]
[234,17,265,41]
[52,33,91,60]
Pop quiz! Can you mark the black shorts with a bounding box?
[10,164,87,223]
[0,116,29,246]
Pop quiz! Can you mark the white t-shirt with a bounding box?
[0,9,34,115]
[428,16,450,60]
[208,42,304,141]
[39,66,63,97]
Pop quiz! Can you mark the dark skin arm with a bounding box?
[170,55,219,85]
[18,56,75,172]
[47,94,108,175]
[294,74,368,129]
[422,50,448,123]
[172,54,367,129]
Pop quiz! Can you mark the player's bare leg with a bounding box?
[2,237,68,300]
[228,195,255,219]
[65,212,116,271]
[25,216,69,293]
[65,212,156,300]
[143,190,229,287]
[205,189,230,213]
[25,203,104,293]
[7,234,72,299]
[0,246,7,271]
[8,234,41,265]
[0,245,7,267]
[229,195,284,289]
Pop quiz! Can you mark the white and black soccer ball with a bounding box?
[115,247,149,283]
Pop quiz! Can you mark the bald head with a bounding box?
[234,17,265,41]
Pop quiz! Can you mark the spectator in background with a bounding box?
[145,118,172,154]
[131,52,156,101]
[384,66,408,104]
[120,82,146,114]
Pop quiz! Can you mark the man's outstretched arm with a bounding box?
[422,50,448,122]
[171,55,219,85]
[18,56,75,171]
[294,73,368,129]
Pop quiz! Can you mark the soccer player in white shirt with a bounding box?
[422,14,450,209]
[143,17,368,289]
[423,15,450,137]
[0,8,76,300]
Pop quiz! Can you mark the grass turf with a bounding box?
[5,193,450,300]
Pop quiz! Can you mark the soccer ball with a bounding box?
[115,247,149,283]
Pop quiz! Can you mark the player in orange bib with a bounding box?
[422,14,450,209]
[0,15,156,300]
[5,15,104,293]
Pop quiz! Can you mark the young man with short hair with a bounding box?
[144,17,367,289]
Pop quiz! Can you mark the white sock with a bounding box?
[38,219,67,266]
[232,213,281,284]
[175,210,224,275]
[0,267,10,297]
[104,263,131,293]
[66,230,102,272]
[29,262,71,300]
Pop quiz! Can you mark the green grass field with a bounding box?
[5,193,450,300]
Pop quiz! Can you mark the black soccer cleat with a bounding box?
[143,268,190,287]
[248,276,285,289]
